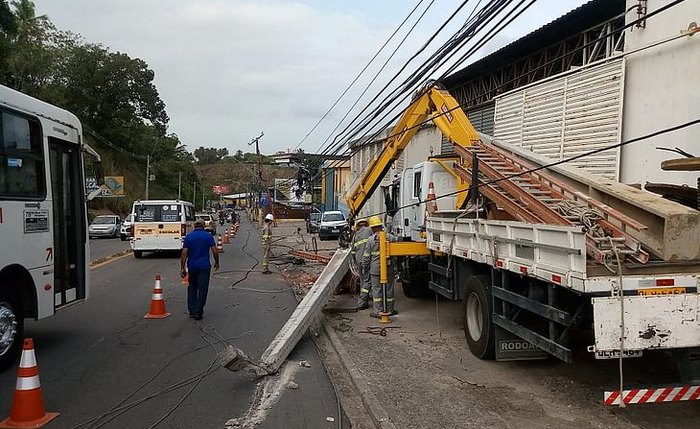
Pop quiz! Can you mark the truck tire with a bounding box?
[0,289,23,373]
[463,275,495,359]
[134,250,143,258]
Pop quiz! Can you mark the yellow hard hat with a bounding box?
[368,216,383,228]
[355,218,368,227]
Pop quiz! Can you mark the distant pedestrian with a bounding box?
[261,213,274,274]
[351,218,372,310]
[180,219,220,320]
[362,216,398,318]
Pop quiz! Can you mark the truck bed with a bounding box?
[426,213,700,294]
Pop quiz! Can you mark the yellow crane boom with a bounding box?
[345,82,480,220]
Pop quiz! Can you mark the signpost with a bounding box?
[85,176,126,198]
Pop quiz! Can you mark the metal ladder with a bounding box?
[452,141,650,264]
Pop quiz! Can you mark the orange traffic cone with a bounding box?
[0,338,59,428]
[426,181,437,215]
[216,235,224,253]
[223,229,230,244]
[145,275,170,319]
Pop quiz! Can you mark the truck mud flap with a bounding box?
[495,326,548,361]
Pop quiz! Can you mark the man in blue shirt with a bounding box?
[180,219,220,320]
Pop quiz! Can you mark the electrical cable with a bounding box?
[313,0,444,155]
[294,0,427,150]
[145,358,219,429]
[325,0,514,156]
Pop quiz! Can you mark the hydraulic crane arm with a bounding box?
[346,83,481,219]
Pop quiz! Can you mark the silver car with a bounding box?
[89,215,121,239]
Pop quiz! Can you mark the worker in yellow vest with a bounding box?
[262,213,273,274]
[351,218,372,309]
[362,216,398,317]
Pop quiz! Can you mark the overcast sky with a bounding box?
[36,0,586,155]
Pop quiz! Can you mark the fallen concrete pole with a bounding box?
[258,248,351,375]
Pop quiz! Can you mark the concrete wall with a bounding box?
[621,0,699,186]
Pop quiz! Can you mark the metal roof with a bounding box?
[442,0,624,89]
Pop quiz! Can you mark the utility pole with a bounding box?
[178,171,182,200]
[145,155,150,200]
[248,132,267,220]
[193,180,197,210]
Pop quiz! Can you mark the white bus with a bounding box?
[0,84,100,372]
[130,200,195,258]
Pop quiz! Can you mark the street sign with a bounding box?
[86,176,126,198]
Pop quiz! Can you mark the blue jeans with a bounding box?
[187,268,211,317]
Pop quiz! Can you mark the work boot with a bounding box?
[262,269,271,274]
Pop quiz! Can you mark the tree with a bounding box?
[193,146,228,165]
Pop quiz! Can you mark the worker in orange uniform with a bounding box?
[351,218,372,309]
[261,213,274,274]
[362,216,398,318]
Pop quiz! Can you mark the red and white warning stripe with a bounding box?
[604,386,700,406]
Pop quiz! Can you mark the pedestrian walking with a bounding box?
[351,218,372,310]
[180,218,220,320]
[362,216,398,318]
[261,213,274,274]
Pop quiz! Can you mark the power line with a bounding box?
[85,128,148,160]
[341,0,686,164]
[293,0,427,150]
[320,0,515,158]
[315,0,481,156]
[312,0,445,155]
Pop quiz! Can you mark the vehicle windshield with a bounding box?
[196,215,212,221]
[124,214,134,223]
[310,213,321,221]
[322,213,344,222]
[134,204,181,222]
[92,216,116,225]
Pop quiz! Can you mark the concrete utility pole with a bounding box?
[248,132,267,220]
[145,155,150,199]
[178,171,182,200]
[193,180,197,210]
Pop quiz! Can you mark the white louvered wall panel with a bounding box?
[494,59,624,180]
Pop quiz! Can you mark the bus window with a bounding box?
[134,203,183,222]
[0,110,44,199]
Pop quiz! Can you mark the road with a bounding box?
[89,237,131,261]
[1,219,348,429]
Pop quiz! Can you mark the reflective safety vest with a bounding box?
[262,223,272,245]
[351,226,372,264]
[362,232,392,276]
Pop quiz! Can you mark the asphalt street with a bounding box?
[89,237,131,261]
[1,219,347,429]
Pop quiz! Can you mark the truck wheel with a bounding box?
[0,290,23,373]
[463,275,495,359]
[134,251,143,258]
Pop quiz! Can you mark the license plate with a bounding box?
[332,229,339,233]
[637,287,686,296]
[594,349,643,360]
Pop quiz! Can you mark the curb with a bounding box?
[90,249,133,270]
[322,318,397,429]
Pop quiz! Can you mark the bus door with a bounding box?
[49,138,86,307]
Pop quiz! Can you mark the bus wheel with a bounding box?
[0,290,23,373]
[134,251,143,258]
[462,275,495,360]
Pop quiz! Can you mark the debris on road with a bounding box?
[286,381,299,389]
[300,360,311,368]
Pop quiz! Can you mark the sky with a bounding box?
[35,0,587,155]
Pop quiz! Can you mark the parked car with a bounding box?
[120,213,134,241]
[318,211,348,240]
[306,212,321,233]
[89,215,121,239]
[196,213,217,235]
